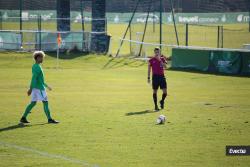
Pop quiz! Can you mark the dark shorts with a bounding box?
[152,75,167,90]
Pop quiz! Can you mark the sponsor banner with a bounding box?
[175,13,249,24]
[0,10,249,24]
[0,10,92,22]
[209,51,241,74]
[241,52,250,74]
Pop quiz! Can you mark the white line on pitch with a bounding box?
[0,141,99,167]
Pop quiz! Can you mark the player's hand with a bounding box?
[47,86,52,91]
[27,89,32,96]
[147,78,151,84]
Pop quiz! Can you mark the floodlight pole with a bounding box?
[169,0,179,46]
[160,0,163,50]
[115,0,141,57]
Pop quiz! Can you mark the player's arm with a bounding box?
[148,61,151,83]
[162,55,171,69]
[162,55,171,62]
[161,56,167,69]
[166,57,171,61]
[163,61,167,69]
[43,79,52,91]
[46,84,52,91]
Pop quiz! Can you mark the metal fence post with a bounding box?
[221,26,223,48]
[217,25,220,48]
[19,0,23,47]
[185,23,188,46]
[38,15,42,50]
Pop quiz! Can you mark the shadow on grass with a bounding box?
[45,51,89,60]
[125,110,154,116]
[102,57,116,69]
[0,123,47,133]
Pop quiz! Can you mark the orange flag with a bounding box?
[57,33,62,47]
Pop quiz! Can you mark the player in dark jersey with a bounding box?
[148,47,170,111]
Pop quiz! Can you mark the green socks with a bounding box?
[22,101,52,120]
[22,102,36,118]
[43,101,52,120]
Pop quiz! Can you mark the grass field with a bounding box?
[0,52,250,167]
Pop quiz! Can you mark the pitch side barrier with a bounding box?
[171,46,250,75]
[0,30,109,52]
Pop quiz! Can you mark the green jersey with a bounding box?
[30,63,48,90]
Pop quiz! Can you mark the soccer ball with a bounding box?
[156,114,166,124]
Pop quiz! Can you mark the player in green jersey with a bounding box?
[20,51,59,124]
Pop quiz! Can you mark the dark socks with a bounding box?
[153,93,157,107]
[161,93,167,102]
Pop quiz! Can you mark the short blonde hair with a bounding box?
[33,51,45,60]
[154,47,160,51]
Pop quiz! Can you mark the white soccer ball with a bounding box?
[156,114,166,124]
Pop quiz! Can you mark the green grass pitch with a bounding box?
[0,52,249,166]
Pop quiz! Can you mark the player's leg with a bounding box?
[40,89,59,123]
[160,77,167,109]
[160,88,167,109]
[20,101,37,123]
[42,101,59,124]
[153,89,159,111]
[42,101,51,120]
[152,75,160,111]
